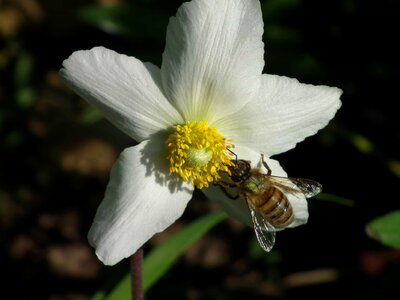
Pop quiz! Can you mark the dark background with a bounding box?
[1,0,399,299]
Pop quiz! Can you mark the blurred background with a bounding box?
[1,0,399,299]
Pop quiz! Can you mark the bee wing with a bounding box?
[267,176,322,198]
[247,198,276,252]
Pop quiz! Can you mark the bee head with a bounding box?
[229,159,251,182]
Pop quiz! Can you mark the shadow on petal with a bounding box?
[139,131,192,194]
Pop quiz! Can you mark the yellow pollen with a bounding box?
[166,121,234,189]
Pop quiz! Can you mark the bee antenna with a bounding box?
[260,154,272,175]
[227,148,238,163]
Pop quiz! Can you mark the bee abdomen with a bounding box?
[272,205,294,228]
[258,187,294,228]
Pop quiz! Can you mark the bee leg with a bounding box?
[216,180,236,188]
[227,148,238,163]
[214,183,239,200]
[261,154,272,176]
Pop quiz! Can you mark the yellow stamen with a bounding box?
[166,121,234,188]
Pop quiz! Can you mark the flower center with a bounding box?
[166,121,234,189]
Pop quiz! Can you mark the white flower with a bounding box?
[60,0,342,266]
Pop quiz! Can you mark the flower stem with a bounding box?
[131,248,144,300]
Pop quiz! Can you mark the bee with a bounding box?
[217,153,322,252]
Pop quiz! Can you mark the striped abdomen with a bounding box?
[255,186,294,228]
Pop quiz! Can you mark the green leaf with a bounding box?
[102,211,227,300]
[366,210,400,248]
[91,292,106,300]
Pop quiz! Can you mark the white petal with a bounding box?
[161,0,264,122]
[88,139,193,265]
[60,47,183,142]
[215,74,342,156]
[203,145,308,229]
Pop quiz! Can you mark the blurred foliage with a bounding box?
[314,192,355,207]
[97,211,227,300]
[367,211,400,249]
[77,4,170,39]
[1,0,399,299]
[79,106,104,124]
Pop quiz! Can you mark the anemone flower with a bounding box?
[60,0,342,265]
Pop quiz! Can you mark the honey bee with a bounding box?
[217,153,322,252]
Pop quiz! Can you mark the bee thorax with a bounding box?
[243,174,267,194]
